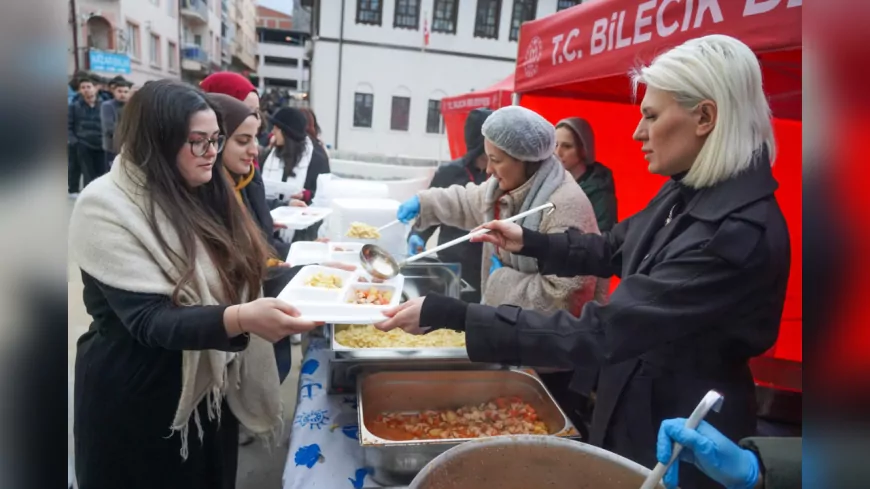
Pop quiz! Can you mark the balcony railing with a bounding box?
[180,0,208,24]
[181,44,209,65]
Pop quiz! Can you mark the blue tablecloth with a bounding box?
[282,338,384,489]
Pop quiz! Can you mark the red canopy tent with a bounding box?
[441,74,515,159]
[513,0,802,366]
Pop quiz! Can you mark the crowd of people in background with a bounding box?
[67,71,310,198]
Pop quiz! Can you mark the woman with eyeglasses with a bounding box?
[70,80,320,488]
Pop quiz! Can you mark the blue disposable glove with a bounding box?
[397,195,421,223]
[489,254,503,275]
[408,235,425,256]
[657,419,760,489]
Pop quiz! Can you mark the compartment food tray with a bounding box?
[286,241,366,266]
[270,206,333,230]
[277,265,404,324]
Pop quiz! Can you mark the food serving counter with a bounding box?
[283,261,581,488]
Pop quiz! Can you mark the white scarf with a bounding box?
[69,157,283,459]
[262,136,315,201]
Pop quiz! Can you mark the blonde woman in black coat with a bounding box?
[377,35,790,489]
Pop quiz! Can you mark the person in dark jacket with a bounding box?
[657,419,801,489]
[206,93,300,386]
[68,77,106,187]
[555,117,618,232]
[100,76,132,167]
[376,35,790,489]
[69,80,319,489]
[407,108,492,303]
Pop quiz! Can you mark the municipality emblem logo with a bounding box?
[524,36,543,79]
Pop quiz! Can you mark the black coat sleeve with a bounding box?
[739,437,801,489]
[302,145,330,204]
[94,279,249,352]
[462,243,768,369]
[519,216,629,279]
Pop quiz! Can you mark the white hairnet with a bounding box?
[481,106,556,162]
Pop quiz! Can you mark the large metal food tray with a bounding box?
[356,369,581,486]
[329,323,469,360]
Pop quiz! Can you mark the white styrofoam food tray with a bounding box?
[270,206,333,230]
[277,265,404,324]
[285,241,365,266]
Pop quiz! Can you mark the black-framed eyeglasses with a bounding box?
[187,135,226,157]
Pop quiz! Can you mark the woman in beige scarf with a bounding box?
[69,80,318,488]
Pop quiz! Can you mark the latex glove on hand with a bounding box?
[397,195,421,223]
[657,419,761,489]
[489,254,503,275]
[408,235,425,256]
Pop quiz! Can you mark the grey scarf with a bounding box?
[484,155,565,273]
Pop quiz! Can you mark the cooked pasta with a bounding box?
[304,273,343,289]
[334,324,466,349]
[346,222,381,239]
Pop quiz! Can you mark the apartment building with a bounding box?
[179,0,222,83]
[254,6,311,97]
[230,0,258,74]
[309,0,588,160]
[69,0,182,86]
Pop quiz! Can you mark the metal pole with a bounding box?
[333,0,345,151]
[70,0,80,72]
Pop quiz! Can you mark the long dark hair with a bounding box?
[300,107,322,142]
[116,79,270,305]
[274,127,306,181]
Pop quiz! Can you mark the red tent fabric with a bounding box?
[441,74,514,158]
[515,0,803,363]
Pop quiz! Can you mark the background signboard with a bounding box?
[88,50,131,74]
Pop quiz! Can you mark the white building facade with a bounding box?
[310,0,585,160]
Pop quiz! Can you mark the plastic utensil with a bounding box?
[360,202,555,280]
[377,219,401,233]
[638,390,725,489]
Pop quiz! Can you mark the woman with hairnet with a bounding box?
[396,105,603,316]
[379,35,790,488]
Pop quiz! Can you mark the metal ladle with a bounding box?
[359,202,556,280]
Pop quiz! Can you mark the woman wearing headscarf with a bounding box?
[406,108,493,305]
[395,105,602,316]
[378,35,790,489]
[206,93,301,388]
[70,80,318,488]
[554,118,618,232]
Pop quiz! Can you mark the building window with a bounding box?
[557,0,581,11]
[432,0,459,34]
[125,22,141,59]
[391,96,411,131]
[149,33,161,66]
[194,34,203,47]
[509,0,537,41]
[168,0,177,17]
[264,78,299,89]
[168,41,178,71]
[356,0,383,25]
[474,0,501,40]
[394,0,420,30]
[353,93,374,128]
[264,56,299,68]
[426,100,444,134]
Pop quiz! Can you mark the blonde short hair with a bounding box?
[631,35,775,189]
